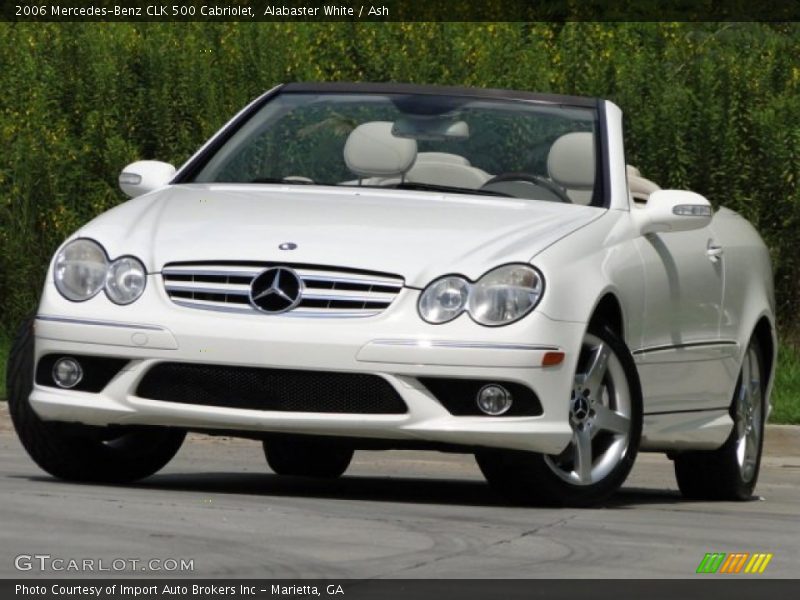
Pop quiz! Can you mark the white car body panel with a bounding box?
[70,184,603,288]
[28,88,776,457]
[601,101,630,212]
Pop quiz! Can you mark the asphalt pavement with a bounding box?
[0,404,798,579]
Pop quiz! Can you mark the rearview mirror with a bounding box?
[118,161,176,198]
[636,190,712,235]
[391,116,469,141]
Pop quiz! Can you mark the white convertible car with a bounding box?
[7,83,775,506]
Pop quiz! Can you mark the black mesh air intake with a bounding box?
[136,363,407,414]
[36,354,128,393]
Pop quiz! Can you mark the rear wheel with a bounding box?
[673,336,766,500]
[263,438,354,478]
[476,325,642,506]
[7,317,186,483]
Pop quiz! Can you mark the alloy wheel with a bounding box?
[544,333,633,486]
[736,343,763,483]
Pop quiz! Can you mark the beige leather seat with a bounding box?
[627,164,661,204]
[416,152,471,166]
[343,121,417,184]
[405,150,491,189]
[405,160,491,189]
[546,132,596,205]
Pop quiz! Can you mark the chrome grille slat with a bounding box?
[163,262,404,317]
[165,283,252,296]
[163,267,263,278]
[173,299,254,313]
[301,291,396,303]
[294,271,403,288]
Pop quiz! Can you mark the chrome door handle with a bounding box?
[707,241,724,260]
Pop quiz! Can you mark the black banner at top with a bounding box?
[4,0,800,22]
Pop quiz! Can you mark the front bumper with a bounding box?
[28,279,586,454]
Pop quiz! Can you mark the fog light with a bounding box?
[52,357,83,389]
[476,384,512,416]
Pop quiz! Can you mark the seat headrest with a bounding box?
[626,164,661,202]
[344,121,417,178]
[547,132,595,190]
[626,164,642,178]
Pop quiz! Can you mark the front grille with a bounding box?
[162,262,404,317]
[136,363,408,414]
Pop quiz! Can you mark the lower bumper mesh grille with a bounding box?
[136,363,408,414]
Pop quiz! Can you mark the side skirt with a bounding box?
[640,408,732,452]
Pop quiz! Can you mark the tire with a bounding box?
[263,437,353,478]
[674,336,766,500]
[476,324,643,507]
[7,317,186,483]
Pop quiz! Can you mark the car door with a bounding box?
[633,221,734,413]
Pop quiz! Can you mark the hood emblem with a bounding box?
[279,242,297,250]
[249,267,303,314]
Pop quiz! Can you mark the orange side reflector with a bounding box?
[542,351,565,367]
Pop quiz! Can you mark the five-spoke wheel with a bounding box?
[543,333,634,487]
[476,325,642,506]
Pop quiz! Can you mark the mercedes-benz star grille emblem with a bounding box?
[249,267,303,314]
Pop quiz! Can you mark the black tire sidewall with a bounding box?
[264,438,354,478]
[7,317,185,483]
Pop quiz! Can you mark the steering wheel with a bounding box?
[481,172,572,203]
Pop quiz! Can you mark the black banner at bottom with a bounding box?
[5,579,800,600]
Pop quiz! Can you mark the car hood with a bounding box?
[78,184,603,287]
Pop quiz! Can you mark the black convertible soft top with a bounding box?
[281,81,600,109]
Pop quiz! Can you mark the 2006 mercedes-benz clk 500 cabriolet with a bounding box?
[7,83,776,506]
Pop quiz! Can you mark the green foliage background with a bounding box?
[1,22,800,340]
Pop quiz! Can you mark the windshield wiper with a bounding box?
[249,177,314,184]
[383,182,513,198]
[246,179,512,198]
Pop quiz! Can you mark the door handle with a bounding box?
[706,240,724,261]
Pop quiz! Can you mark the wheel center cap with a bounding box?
[571,395,590,422]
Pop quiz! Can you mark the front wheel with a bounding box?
[673,336,766,500]
[476,325,643,506]
[7,317,186,483]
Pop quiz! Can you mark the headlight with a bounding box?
[53,239,147,304]
[418,264,544,327]
[53,239,108,301]
[105,256,147,305]
[469,265,543,326]
[418,276,470,324]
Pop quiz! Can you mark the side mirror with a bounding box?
[118,161,176,198]
[636,190,713,235]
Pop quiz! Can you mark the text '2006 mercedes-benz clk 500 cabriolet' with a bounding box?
[7,82,776,506]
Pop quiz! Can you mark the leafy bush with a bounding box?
[1,22,799,340]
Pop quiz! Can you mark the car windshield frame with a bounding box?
[174,83,610,208]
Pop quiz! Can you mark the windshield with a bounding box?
[189,92,602,206]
